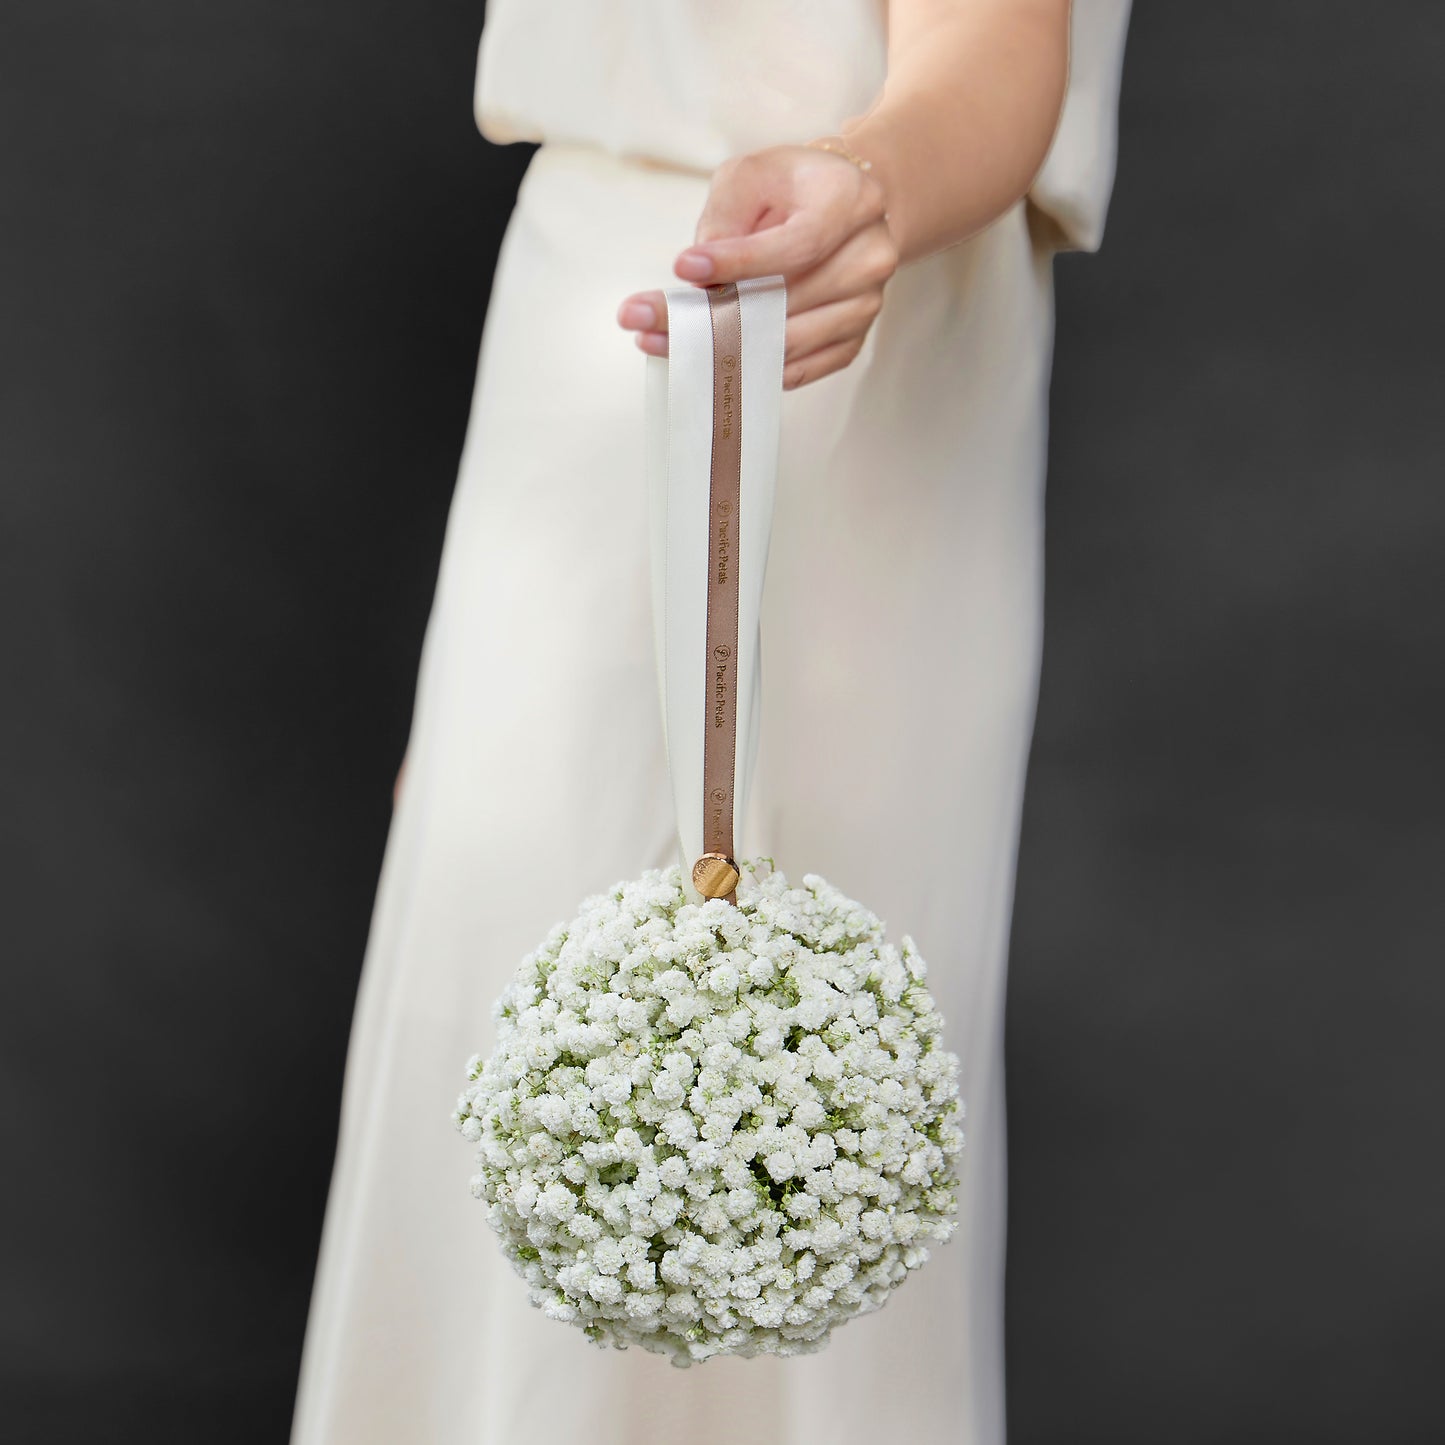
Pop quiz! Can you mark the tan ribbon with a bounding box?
[693,281,743,905]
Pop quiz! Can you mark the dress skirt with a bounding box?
[289,139,1058,1445]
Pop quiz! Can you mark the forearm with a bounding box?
[838,0,1073,266]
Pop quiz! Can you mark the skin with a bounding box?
[616,0,1074,390]
[399,0,1073,804]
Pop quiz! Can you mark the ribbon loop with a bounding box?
[644,274,787,904]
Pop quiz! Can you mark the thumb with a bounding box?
[693,156,788,246]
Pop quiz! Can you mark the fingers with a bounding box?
[769,221,895,378]
[622,217,892,318]
[631,295,880,375]
[680,147,884,286]
[783,336,865,391]
[783,290,882,363]
[621,217,893,319]
[675,210,830,286]
[782,220,898,316]
[623,282,866,360]
[615,155,898,382]
[616,289,668,357]
[617,289,667,333]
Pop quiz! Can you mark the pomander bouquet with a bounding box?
[452,278,966,1363]
[452,860,963,1365]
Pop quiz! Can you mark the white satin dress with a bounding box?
[288,4,1131,1443]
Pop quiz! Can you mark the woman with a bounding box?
[289,2,1131,1442]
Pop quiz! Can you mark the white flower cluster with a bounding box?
[452,861,964,1366]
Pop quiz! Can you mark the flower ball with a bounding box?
[452,860,964,1365]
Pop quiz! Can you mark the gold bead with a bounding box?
[806,136,873,174]
[692,853,741,900]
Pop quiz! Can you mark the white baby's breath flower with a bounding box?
[452,861,963,1366]
[764,1150,796,1183]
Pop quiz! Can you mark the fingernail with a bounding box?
[675,249,714,280]
[618,299,656,329]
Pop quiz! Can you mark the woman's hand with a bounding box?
[615,142,897,391]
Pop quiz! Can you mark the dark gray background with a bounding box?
[2,3,1441,1442]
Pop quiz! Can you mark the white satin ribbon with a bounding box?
[644,275,787,895]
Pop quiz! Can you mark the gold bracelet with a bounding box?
[805,135,874,174]
[806,136,892,229]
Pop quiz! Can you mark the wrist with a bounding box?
[805,131,895,242]
[831,116,914,263]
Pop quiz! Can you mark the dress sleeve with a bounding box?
[1026,0,1133,253]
